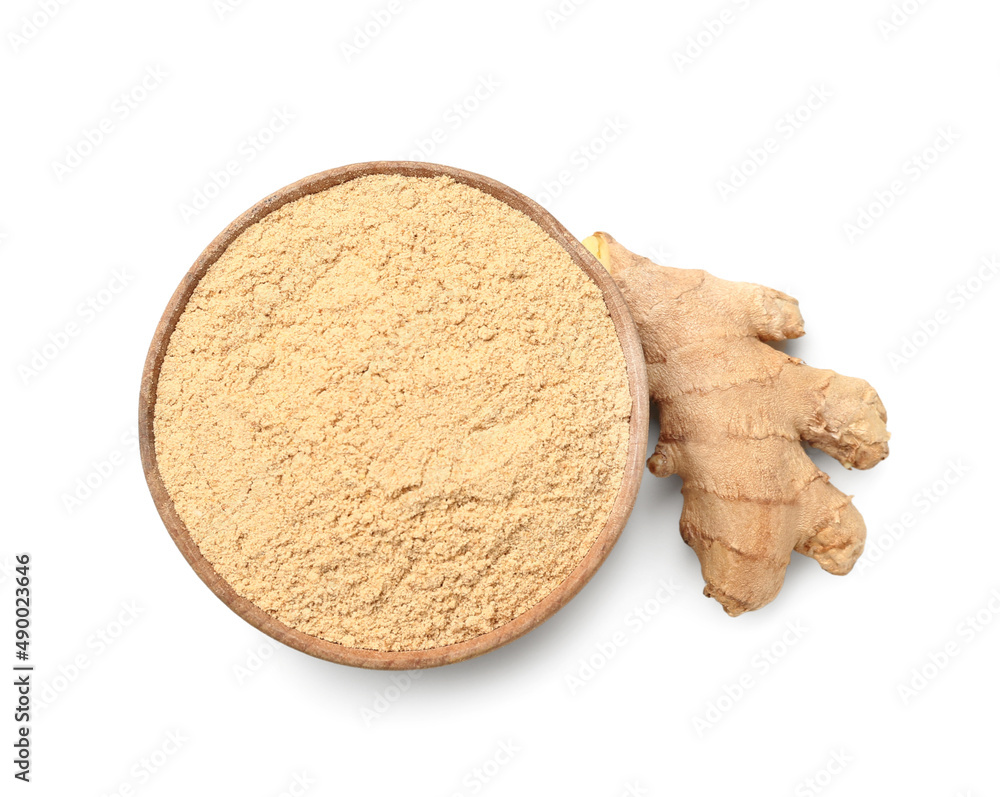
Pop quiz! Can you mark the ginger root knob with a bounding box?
[585,232,890,616]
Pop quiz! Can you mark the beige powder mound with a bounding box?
[154,174,631,651]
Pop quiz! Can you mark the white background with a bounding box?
[3,1,999,795]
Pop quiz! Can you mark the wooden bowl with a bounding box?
[139,161,649,669]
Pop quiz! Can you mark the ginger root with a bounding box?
[583,232,889,616]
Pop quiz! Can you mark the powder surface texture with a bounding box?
[154,174,631,651]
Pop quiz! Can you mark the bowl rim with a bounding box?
[139,160,649,669]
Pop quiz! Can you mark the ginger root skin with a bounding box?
[583,232,890,616]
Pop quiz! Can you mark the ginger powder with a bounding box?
[153,173,631,652]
